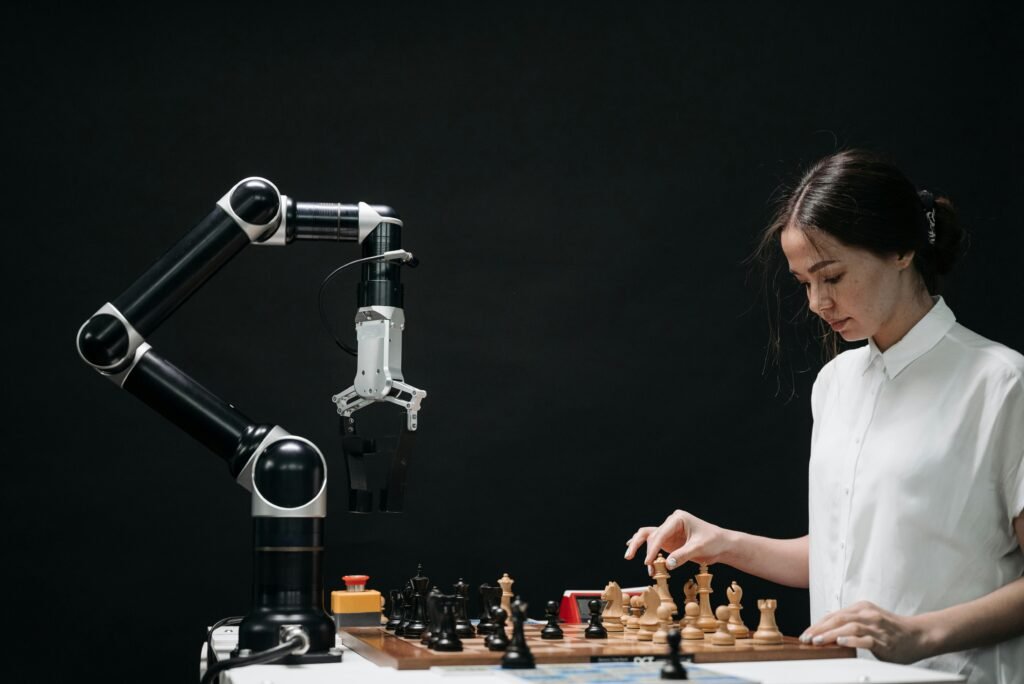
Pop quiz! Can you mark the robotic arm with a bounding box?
[76,177,425,659]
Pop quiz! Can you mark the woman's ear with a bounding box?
[895,251,915,270]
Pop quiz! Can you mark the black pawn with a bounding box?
[395,581,414,636]
[584,599,608,639]
[453,578,475,638]
[485,607,510,651]
[385,589,403,631]
[433,595,464,652]
[476,584,500,636]
[422,587,443,646]
[540,600,563,640]
[501,598,535,669]
[660,628,688,679]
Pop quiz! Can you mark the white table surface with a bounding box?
[207,627,964,684]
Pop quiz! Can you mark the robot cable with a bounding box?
[317,249,418,357]
[200,629,310,684]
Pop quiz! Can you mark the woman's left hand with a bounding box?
[800,601,930,664]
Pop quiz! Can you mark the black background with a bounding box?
[5,2,1022,681]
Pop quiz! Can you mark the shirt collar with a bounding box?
[864,296,956,379]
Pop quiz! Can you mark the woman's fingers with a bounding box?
[665,544,698,570]
[812,620,882,650]
[624,527,655,560]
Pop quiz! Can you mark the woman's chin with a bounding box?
[839,328,867,342]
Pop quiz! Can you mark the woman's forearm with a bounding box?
[914,576,1024,658]
[721,531,809,588]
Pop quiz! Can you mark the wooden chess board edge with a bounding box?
[339,628,856,670]
[688,637,856,663]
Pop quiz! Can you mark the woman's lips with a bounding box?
[828,317,850,331]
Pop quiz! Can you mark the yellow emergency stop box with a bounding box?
[331,574,384,628]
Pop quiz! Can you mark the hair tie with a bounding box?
[919,190,936,245]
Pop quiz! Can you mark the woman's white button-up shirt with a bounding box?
[809,297,1024,683]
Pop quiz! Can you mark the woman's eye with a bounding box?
[824,274,844,285]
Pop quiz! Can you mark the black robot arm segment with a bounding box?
[75,177,407,474]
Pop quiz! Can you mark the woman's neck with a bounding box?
[872,289,936,353]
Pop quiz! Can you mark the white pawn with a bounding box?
[710,605,735,646]
[653,603,672,644]
[681,602,704,641]
[626,595,642,633]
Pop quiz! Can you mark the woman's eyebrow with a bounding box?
[790,259,838,276]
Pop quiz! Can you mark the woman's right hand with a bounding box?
[624,509,734,572]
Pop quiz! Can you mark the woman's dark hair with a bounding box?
[752,149,967,366]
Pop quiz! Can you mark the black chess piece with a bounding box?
[485,607,510,651]
[385,589,403,631]
[422,587,443,646]
[403,565,430,638]
[433,595,464,652]
[500,597,536,669]
[396,581,414,636]
[453,578,476,638]
[584,598,608,639]
[540,600,563,640]
[660,628,689,679]
[477,583,500,636]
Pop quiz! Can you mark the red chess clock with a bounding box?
[557,588,644,624]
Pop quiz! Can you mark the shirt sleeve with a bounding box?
[997,370,1024,524]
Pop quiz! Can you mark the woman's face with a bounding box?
[780,226,917,349]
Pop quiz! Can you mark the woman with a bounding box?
[625,150,1024,682]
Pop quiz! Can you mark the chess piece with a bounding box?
[422,586,442,646]
[403,565,429,638]
[501,598,536,669]
[710,606,736,646]
[682,579,697,607]
[626,595,642,633]
[652,555,679,619]
[653,603,672,644]
[453,578,475,638]
[660,629,689,680]
[681,602,704,640]
[695,564,717,632]
[433,595,464,652]
[541,600,564,640]
[385,588,403,631]
[498,573,514,621]
[601,582,625,632]
[381,594,388,625]
[477,584,500,636]
[620,594,632,630]
[396,581,414,635]
[584,598,608,638]
[752,599,783,645]
[486,607,510,651]
[637,587,660,641]
[726,581,750,639]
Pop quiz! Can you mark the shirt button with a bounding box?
[844,487,850,495]
[854,437,860,444]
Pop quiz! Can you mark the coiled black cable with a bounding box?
[200,632,308,684]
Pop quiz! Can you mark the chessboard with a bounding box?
[339,624,855,670]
